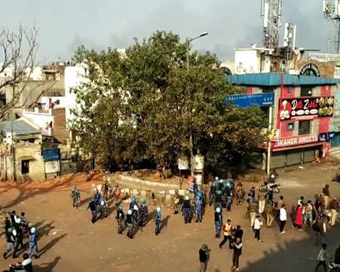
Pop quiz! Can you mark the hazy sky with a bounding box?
[0,0,332,63]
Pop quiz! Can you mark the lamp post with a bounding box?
[186,32,208,176]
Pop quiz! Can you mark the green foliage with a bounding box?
[70,31,268,171]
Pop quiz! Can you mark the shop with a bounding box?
[227,73,340,171]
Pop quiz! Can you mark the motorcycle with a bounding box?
[259,182,281,194]
[332,172,340,183]
[328,260,340,272]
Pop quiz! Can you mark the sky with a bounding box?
[0,0,333,63]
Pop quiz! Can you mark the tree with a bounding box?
[70,31,267,172]
[0,25,39,119]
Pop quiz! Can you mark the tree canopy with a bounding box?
[70,31,268,172]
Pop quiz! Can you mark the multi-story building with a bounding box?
[227,73,340,170]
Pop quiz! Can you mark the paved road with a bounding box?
[0,162,339,272]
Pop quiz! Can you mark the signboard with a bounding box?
[319,132,336,142]
[332,91,340,132]
[273,134,318,148]
[299,63,320,77]
[226,93,275,108]
[45,160,60,174]
[42,149,60,162]
[279,97,334,121]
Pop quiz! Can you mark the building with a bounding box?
[227,73,340,170]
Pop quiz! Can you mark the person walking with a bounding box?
[138,199,149,227]
[27,227,39,259]
[322,184,330,209]
[116,206,125,234]
[258,194,266,214]
[182,196,192,224]
[294,204,303,231]
[231,237,243,271]
[316,243,328,272]
[234,225,243,241]
[279,204,287,234]
[249,201,257,228]
[214,207,223,238]
[329,197,339,227]
[199,244,209,272]
[265,200,275,227]
[254,215,263,242]
[219,219,233,249]
[154,207,162,236]
[87,199,97,224]
[3,227,16,259]
[304,201,314,227]
[126,210,134,239]
[71,185,81,208]
[313,214,327,245]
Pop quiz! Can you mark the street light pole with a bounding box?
[186,32,208,176]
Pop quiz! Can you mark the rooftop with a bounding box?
[226,73,340,87]
[0,118,40,136]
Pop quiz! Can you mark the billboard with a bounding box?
[45,160,60,174]
[279,96,334,121]
[332,91,340,132]
[226,93,275,107]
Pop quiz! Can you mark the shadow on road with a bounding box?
[36,256,61,272]
[40,234,67,256]
[160,215,170,232]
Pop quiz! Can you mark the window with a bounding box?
[301,86,313,96]
[287,122,295,131]
[22,160,29,174]
[299,120,310,135]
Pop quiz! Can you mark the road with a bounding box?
[0,162,339,272]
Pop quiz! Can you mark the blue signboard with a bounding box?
[226,93,275,107]
[42,149,60,162]
[319,132,336,142]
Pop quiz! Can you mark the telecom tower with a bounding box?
[261,0,282,49]
[323,0,340,53]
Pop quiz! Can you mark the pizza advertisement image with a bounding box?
[279,97,334,120]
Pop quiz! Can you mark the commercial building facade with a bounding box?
[227,73,340,170]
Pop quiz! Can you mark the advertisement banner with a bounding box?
[279,97,334,121]
[332,91,340,132]
[45,160,60,174]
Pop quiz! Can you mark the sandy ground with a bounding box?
[0,162,339,272]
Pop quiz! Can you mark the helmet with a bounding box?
[15,218,21,224]
[142,199,147,204]
[215,177,219,181]
[185,196,190,200]
[131,196,136,202]
[201,244,208,250]
[127,209,132,215]
[216,207,221,213]
[7,227,13,234]
[156,207,161,212]
[30,227,36,234]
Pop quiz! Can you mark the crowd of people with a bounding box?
[2,211,38,272]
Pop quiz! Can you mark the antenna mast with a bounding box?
[262,0,282,49]
[323,0,340,53]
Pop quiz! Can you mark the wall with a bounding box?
[23,109,54,136]
[64,65,87,127]
[235,50,260,74]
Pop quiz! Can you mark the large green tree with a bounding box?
[70,31,267,172]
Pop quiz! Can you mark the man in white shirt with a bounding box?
[279,204,287,234]
[316,243,328,272]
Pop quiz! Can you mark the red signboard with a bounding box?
[279,97,334,121]
[273,134,318,148]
